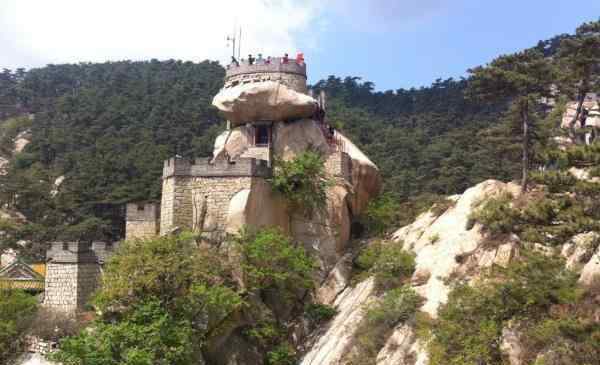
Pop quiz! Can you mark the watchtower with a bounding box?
[160,156,271,241]
[44,242,116,312]
[224,57,308,93]
[125,202,160,240]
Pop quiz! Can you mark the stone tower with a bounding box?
[223,57,308,93]
[158,54,380,256]
[125,202,160,240]
[44,242,115,312]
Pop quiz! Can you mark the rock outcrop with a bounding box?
[212,81,317,126]
[561,98,600,129]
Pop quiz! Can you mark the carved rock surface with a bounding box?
[212,81,316,126]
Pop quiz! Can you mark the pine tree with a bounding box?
[468,49,554,192]
[557,19,600,142]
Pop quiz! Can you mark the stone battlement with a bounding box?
[162,156,272,179]
[225,57,306,79]
[46,241,117,264]
[126,202,160,221]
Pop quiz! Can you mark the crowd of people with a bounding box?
[229,52,305,67]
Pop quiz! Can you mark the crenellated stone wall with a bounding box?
[125,202,160,240]
[160,157,272,236]
[224,57,308,93]
[44,242,114,312]
[44,262,100,312]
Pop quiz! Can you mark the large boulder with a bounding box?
[212,82,317,126]
[336,132,381,215]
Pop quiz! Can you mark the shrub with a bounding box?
[468,192,518,234]
[96,232,234,311]
[53,233,243,364]
[530,170,577,193]
[50,300,197,365]
[355,241,416,289]
[269,150,331,216]
[360,193,402,235]
[429,251,584,365]
[305,303,337,324]
[0,289,37,363]
[237,227,315,295]
[347,286,422,365]
[267,342,297,365]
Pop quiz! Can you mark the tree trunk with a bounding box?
[568,82,589,143]
[521,99,529,193]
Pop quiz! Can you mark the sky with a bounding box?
[1,0,599,90]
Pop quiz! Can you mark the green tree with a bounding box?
[557,20,600,141]
[0,289,38,363]
[53,233,242,364]
[468,49,554,192]
[269,150,331,217]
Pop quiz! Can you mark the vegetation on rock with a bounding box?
[0,289,38,363]
[354,240,416,290]
[51,228,315,364]
[269,150,331,217]
[428,251,599,365]
[346,285,422,365]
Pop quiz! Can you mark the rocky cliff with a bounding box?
[300,178,600,365]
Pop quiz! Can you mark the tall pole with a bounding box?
[238,27,242,59]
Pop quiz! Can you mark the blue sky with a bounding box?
[1,1,598,91]
[302,1,600,90]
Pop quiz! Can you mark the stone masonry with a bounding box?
[224,57,307,93]
[160,157,271,239]
[44,242,115,312]
[125,202,160,240]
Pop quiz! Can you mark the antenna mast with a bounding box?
[226,25,243,60]
[238,27,242,59]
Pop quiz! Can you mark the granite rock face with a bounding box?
[561,98,600,129]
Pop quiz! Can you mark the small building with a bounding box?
[125,202,160,240]
[43,241,116,312]
[0,260,45,292]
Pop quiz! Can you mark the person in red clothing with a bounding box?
[282,53,289,64]
[296,52,304,64]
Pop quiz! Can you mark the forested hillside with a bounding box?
[0,28,595,257]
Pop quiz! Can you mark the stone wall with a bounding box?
[44,242,111,312]
[160,173,258,240]
[240,146,271,162]
[325,151,353,183]
[224,58,307,93]
[44,263,100,312]
[125,202,160,240]
[160,156,272,237]
[224,72,308,93]
[191,176,255,241]
[25,336,57,355]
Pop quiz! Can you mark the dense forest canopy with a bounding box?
[0,28,597,257]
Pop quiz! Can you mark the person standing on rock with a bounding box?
[257,54,264,64]
[282,53,289,63]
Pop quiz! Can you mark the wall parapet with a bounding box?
[163,157,272,179]
[225,57,306,80]
[46,241,117,264]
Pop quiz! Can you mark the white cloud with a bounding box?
[0,0,326,69]
[329,0,445,32]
